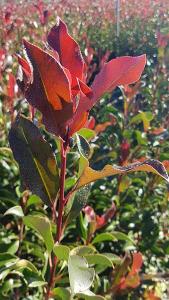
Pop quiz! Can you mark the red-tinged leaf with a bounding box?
[91,55,146,101]
[130,252,143,276]
[96,202,116,229]
[17,55,31,78]
[95,121,112,134]
[83,206,96,222]
[163,160,169,171]
[47,18,85,87]
[86,116,95,130]
[73,55,146,126]
[77,79,93,98]
[150,127,166,135]
[0,49,6,66]
[18,40,73,136]
[23,39,71,109]
[7,73,15,98]
[69,111,88,137]
[71,79,93,98]
[123,273,141,289]
[144,290,161,300]
[118,252,142,290]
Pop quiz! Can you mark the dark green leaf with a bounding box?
[9,115,59,206]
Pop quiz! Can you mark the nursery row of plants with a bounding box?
[0,0,169,299]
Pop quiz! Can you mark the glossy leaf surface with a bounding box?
[68,255,95,294]
[23,215,54,253]
[76,159,169,189]
[47,18,84,87]
[9,115,59,206]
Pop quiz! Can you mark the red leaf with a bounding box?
[17,55,31,78]
[73,55,146,126]
[18,40,73,137]
[83,206,96,222]
[130,252,143,276]
[86,116,95,129]
[91,55,146,101]
[145,290,161,300]
[69,111,88,137]
[7,73,15,99]
[23,39,72,109]
[118,252,143,290]
[47,18,85,88]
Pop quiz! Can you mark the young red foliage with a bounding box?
[7,73,15,99]
[17,18,146,139]
[118,252,143,290]
[47,18,85,89]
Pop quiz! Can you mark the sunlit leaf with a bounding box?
[84,254,113,267]
[76,134,91,159]
[28,281,47,287]
[53,244,70,261]
[70,246,95,256]
[0,253,18,268]
[23,215,54,253]
[130,111,153,131]
[47,18,84,88]
[4,205,24,217]
[68,255,95,294]
[52,287,71,300]
[76,159,169,189]
[65,185,91,222]
[18,41,73,136]
[73,55,146,121]
[92,233,117,244]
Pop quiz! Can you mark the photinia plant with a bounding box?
[6,18,169,299]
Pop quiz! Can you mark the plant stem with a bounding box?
[56,140,67,242]
[45,138,68,300]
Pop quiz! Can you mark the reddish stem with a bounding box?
[45,138,68,300]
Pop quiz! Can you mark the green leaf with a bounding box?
[53,244,70,261]
[9,115,59,207]
[77,292,105,300]
[76,134,91,159]
[92,233,117,244]
[103,253,121,265]
[78,155,89,178]
[77,128,96,140]
[15,259,39,273]
[70,246,95,256]
[23,215,54,253]
[65,177,77,191]
[4,205,24,217]
[68,255,95,294]
[0,253,18,267]
[130,111,153,131]
[66,185,91,222]
[28,281,47,287]
[26,194,42,207]
[84,254,113,267]
[52,287,71,300]
[111,231,134,244]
